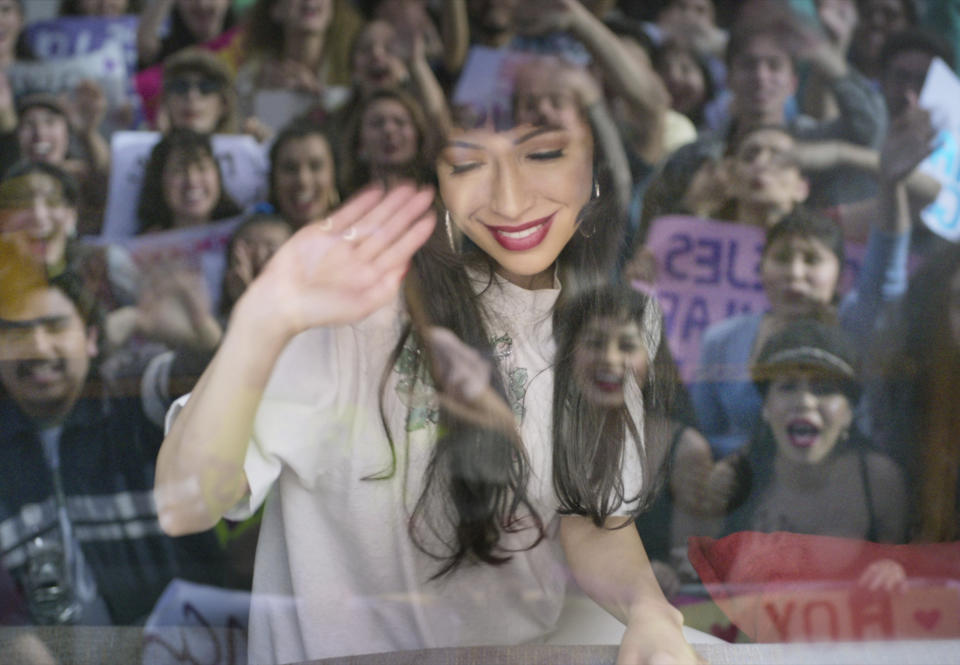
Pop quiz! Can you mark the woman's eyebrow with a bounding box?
[442,125,565,151]
[513,125,563,145]
[0,315,70,329]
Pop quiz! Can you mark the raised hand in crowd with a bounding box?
[817,0,859,56]
[879,90,937,186]
[222,215,293,311]
[670,427,741,519]
[257,58,325,96]
[656,0,727,57]
[374,0,444,64]
[0,70,14,133]
[107,266,222,353]
[66,79,111,174]
[857,558,908,594]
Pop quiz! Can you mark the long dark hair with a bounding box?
[552,286,680,522]
[161,2,236,57]
[267,120,339,220]
[339,88,438,198]
[136,129,241,233]
[375,101,631,577]
[59,0,143,14]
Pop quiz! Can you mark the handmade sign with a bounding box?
[101,131,268,238]
[7,41,129,112]
[112,216,243,308]
[644,216,866,382]
[25,15,138,70]
[918,57,960,241]
[724,583,960,642]
[690,531,960,642]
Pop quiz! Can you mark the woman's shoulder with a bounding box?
[700,313,763,354]
[861,447,906,485]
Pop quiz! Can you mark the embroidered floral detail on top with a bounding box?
[393,333,529,431]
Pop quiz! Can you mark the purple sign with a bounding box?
[644,216,867,382]
[25,15,138,69]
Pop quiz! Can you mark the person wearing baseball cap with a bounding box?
[723,319,907,543]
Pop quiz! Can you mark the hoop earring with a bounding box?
[579,221,595,238]
[444,210,456,252]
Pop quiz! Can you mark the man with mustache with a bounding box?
[0,270,223,625]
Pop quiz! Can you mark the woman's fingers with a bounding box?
[354,186,435,261]
[369,212,436,276]
[309,184,389,233]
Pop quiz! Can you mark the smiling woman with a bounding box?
[153,56,697,665]
[439,121,593,288]
[136,129,241,233]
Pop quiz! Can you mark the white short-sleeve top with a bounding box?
[172,272,644,663]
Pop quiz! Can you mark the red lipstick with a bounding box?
[486,213,555,251]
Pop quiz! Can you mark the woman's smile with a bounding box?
[485,212,556,251]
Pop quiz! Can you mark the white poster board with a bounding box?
[7,41,129,112]
[918,57,960,241]
[101,131,269,238]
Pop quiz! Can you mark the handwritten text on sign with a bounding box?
[720,583,960,642]
[25,15,139,70]
[645,216,865,382]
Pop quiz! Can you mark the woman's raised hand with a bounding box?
[237,184,435,340]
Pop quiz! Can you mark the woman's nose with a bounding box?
[489,161,531,220]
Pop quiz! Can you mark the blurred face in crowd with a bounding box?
[351,21,408,95]
[438,114,594,288]
[661,0,715,27]
[163,73,226,134]
[0,286,96,425]
[761,233,841,318]
[730,128,808,218]
[0,172,77,268]
[269,0,333,34]
[513,59,587,131]
[359,98,418,169]
[728,35,797,124]
[573,315,649,408]
[75,0,130,15]
[881,48,932,117]
[177,0,230,42]
[0,0,22,60]
[272,133,337,227]
[657,47,708,118]
[162,148,221,227]
[235,219,290,259]
[853,0,911,65]
[17,107,70,165]
[163,73,226,133]
[468,0,516,34]
[763,371,853,465]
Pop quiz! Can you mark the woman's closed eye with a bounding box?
[449,161,482,175]
[527,149,564,161]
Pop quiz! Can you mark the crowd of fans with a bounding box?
[1,0,959,655]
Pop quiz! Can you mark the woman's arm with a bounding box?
[154,186,436,536]
[559,515,699,665]
[409,34,451,136]
[440,0,469,75]
[137,0,175,67]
